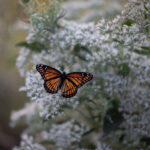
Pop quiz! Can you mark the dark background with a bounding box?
[0,0,27,149]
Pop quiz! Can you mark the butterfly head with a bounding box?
[60,72,66,79]
[62,72,66,76]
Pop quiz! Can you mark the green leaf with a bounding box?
[82,128,96,137]
[16,41,46,52]
[118,63,130,77]
[21,0,30,4]
[73,44,92,61]
[122,19,134,26]
[60,104,72,109]
[134,47,150,56]
[134,50,150,55]
[103,99,124,137]
[74,44,92,54]
[141,46,150,51]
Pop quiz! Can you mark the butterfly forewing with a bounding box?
[36,64,61,80]
[67,72,93,88]
[61,79,77,98]
[36,64,62,94]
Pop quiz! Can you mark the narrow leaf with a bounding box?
[16,41,46,52]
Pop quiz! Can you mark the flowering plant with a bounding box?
[12,0,150,149]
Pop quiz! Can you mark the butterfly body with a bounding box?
[58,72,67,89]
[36,64,93,98]
[61,72,67,80]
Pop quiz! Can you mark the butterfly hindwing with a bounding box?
[61,79,78,98]
[44,77,61,94]
[66,72,93,88]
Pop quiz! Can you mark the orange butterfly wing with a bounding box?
[44,77,61,94]
[61,79,78,98]
[61,72,93,98]
[36,64,61,80]
[36,64,62,93]
[67,72,93,88]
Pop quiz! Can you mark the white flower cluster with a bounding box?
[96,1,150,147]
[13,134,46,150]
[42,120,89,150]
[95,142,112,150]
[16,48,31,77]
[10,102,38,127]
[13,0,150,149]
[17,19,103,119]
[119,86,150,146]
[20,69,78,119]
[122,0,150,27]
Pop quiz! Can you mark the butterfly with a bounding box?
[36,64,93,98]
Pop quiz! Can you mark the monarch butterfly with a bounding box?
[36,64,93,98]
